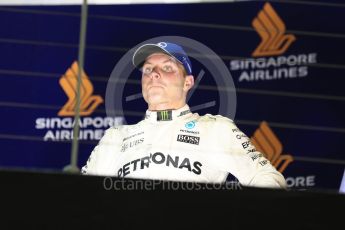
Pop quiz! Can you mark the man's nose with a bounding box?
[150,67,161,79]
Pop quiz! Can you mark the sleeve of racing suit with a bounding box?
[216,116,287,189]
[81,126,121,176]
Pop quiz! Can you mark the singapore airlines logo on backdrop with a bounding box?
[252,3,296,57]
[251,121,293,173]
[35,61,123,141]
[58,61,103,116]
[230,2,317,82]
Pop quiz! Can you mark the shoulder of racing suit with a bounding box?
[81,126,121,176]
[196,114,287,189]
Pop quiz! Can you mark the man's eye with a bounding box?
[143,67,152,74]
[162,65,173,72]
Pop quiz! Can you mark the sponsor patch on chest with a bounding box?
[177,134,200,145]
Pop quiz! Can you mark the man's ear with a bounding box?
[184,75,194,91]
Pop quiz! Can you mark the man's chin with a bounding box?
[146,95,168,106]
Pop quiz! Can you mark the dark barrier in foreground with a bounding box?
[1,169,344,229]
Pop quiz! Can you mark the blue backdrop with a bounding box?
[0,1,344,191]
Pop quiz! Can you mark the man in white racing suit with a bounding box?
[82,42,286,188]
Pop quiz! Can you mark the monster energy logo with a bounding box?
[157,110,172,121]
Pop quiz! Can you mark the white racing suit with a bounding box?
[82,105,286,188]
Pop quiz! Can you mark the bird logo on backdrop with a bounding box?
[252,2,296,57]
[58,61,103,116]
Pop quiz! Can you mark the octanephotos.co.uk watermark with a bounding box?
[102,177,242,191]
